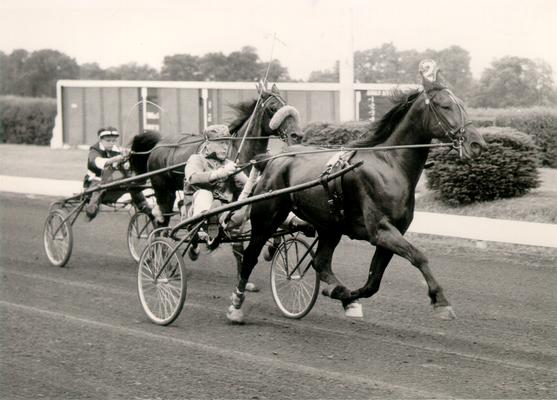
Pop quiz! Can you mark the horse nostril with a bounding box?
[470,142,482,155]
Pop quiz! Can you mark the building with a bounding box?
[52,80,419,148]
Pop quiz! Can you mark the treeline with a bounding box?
[0,46,290,98]
[1,43,556,108]
[309,43,557,107]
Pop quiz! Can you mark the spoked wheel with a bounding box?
[127,211,156,262]
[270,236,319,319]
[137,237,187,325]
[43,209,73,267]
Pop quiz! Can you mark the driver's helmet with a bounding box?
[98,126,119,139]
[203,124,230,141]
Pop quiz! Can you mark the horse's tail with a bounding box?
[129,130,162,175]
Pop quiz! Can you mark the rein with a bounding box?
[129,135,278,156]
[235,141,455,170]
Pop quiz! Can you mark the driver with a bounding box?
[184,124,314,261]
[84,126,150,220]
[184,124,246,219]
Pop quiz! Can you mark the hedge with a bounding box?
[426,127,540,205]
[469,107,557,168]
[0,96,56,145]
[302,120,371,146]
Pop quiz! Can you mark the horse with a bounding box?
[227,60,487,322]
[129,82,302,226]
[129,82,303,291]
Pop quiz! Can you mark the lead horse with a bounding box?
[227,60,487,322]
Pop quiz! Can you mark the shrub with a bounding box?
[494,108,557,168]
[302,120,371,146]
[0,96,56,145]
[469,107,557,168]
[426,127,540,205]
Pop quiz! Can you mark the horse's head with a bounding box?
[418,60,486,159]
[257,82,304,145]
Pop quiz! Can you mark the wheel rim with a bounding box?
[128,212,155,262]
[43,211,72,267]
[271,238,319,318]
[138,239,186,325]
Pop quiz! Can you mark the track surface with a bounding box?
[1,193,556,399]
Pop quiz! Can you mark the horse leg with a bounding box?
[227,199,289,323]
[313,233,364,317]
[152,186,175,227]
[230,242,259,293]
[375,221,456,320]
[332,245,393,318]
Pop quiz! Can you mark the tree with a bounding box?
[308,61,339,82]
[161,54,201,81]
[0,51,8,94]
[79,62,106,80]
[434,46,474,98]
[20,49,79,97]
[104,62,160,80]
[259,59,291,82]
[472,56,556,107]
[226,46,260,81]
[354,42,401,83]
[199,52,229,80]
[0,49,29,95]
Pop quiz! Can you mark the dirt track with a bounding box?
[1,193,556,399]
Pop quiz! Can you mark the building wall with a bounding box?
[55,81,417,148]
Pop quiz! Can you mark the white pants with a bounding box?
[189,189,215,218]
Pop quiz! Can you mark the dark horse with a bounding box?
[227,60,487,322]
[129,83,303,290]
[129,82,303,226]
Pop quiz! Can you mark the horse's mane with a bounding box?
[228,99,257,135]
[348,89,423,147]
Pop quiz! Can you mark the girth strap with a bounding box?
[320,150,357,224]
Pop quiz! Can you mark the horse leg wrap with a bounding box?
[152,205,164,223]
[230,288,245,309]
[227,289,245,323]
[344,300,363,318]
[433,305,456,320]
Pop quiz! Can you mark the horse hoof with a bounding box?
[226,305,244,324]
[245,282,259,292]
[344,301,363,318]
[321,284,337,297]
[434,305,456,320]
[152,205,164,223]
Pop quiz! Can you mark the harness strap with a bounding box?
[319,150,357,224]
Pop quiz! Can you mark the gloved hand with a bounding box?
[210,162,237,180]
[108,155,124,165]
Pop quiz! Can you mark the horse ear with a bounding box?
[271,83,280,94]
[418,59,439,87]
[256,81,263,94]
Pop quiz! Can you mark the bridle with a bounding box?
[259,92,290,142]
[424,88,473,155]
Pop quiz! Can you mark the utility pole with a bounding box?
[338,4,354,121]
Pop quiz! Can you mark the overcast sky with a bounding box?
[1,0,556,81]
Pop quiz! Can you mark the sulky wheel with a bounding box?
[43,209,73,267]
[137,237,187,325]
[270,236,320,319]
[127,211,156,262]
